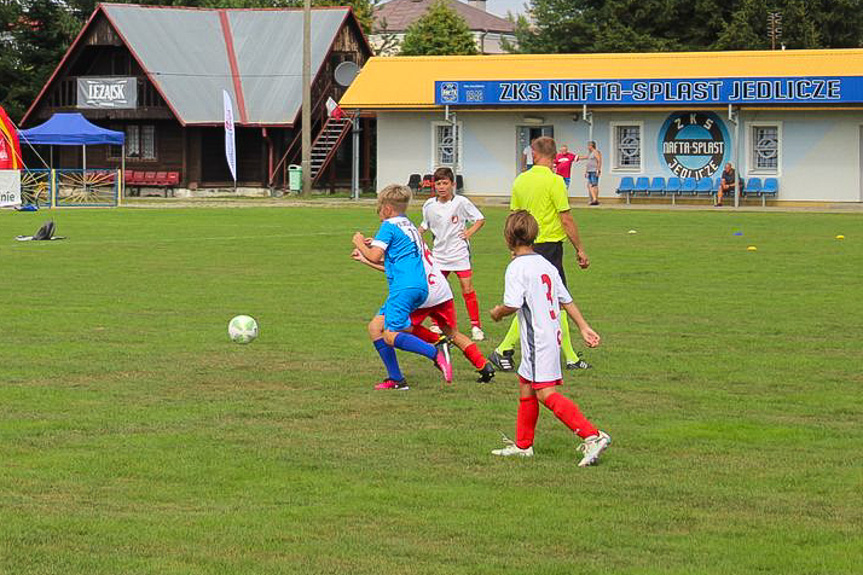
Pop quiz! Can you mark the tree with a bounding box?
[715,0,821,50]
[399,0,478,56]
[3,0,77,121]
[513,0,842,54]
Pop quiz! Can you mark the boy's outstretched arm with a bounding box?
[353,232,384,263]
[489,304,518,322]
[352,249,385,272]
[561,301,600,348]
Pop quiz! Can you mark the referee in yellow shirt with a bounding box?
[489,136,592,372]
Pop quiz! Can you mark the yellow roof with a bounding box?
[340,49,863,110]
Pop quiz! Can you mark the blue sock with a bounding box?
[373,339,403,382]
[393,332,437,360]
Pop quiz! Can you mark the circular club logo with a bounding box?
[440,82,458,104]
[658,112,730,179]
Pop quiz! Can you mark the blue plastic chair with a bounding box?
[633,177,650,196]
[745,178,763,198]
[760,178,778,205]
[665,177,681,204]
[696,178,713,196]
[649,177,666,195]
[713,178,722,193]
[616,177,635,203]
[681,177,697,195]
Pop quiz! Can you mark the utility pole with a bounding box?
[768,11,782,51]
[302,0,312,197]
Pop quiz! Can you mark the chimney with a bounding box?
[466,0,487,11]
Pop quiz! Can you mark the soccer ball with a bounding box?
[228,315,258,344]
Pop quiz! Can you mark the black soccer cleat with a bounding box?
[476,362,496,383]
[489,349,515,372]
[566,357,593,370]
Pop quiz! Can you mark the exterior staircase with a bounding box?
[310,111,355,184]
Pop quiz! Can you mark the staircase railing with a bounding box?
[311,110,357,185]
[269,78,335,188]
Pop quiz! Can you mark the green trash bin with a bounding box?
[288,165,302,192]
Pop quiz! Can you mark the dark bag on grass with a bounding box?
[33,221,55,240]
[15,220,65,242]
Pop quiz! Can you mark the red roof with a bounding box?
[375,0,515,34]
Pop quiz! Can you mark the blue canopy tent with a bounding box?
[19,113,125,202]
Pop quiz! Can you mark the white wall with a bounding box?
[376,109,863,202]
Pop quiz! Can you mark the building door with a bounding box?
[517,125,553,172]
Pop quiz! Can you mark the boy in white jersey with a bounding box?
[489,210,610,466]
[419,167,486,341]
[354,232,495,383]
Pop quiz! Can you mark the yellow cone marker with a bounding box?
[747,245,758,251]
[836,235,845,240]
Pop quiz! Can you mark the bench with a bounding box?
[618,175,779,205]
[743,177,779,206]
[125,170,180,197]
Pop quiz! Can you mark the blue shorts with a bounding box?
[378,288,428,332]
[587,172,599,186]
[563,177,571,187]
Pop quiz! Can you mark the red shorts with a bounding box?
[519,375,562,391]
[410,299,456,329]
[442,269,472,279]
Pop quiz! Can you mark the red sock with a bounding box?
[412,325,441,344]
[542,393,598,439]
[516,396,539,449]
[462,343,486,370]
[463,291,481,327]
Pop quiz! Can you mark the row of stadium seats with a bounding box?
[125,171,180,197]
[616,176,779,206]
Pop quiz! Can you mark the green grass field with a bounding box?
[1,204,861,574]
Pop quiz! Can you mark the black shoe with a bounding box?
[489,349,515,372]
[566,358,592,370]
[476,362,496,383]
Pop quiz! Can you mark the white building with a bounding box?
[341,50,863,204]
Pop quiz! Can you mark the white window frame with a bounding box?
[609,121,643,173]
[431,121,463,171]
[746,122,782,176]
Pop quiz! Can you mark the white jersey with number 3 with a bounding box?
[503,253,573,382]
[421,195,484,271]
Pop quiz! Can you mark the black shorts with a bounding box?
[534,241,566,287]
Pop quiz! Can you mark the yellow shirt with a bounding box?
[510,165,570,243]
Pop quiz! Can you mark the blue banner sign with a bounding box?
[435,77,863,106]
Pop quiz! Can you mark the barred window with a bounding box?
[433,122,461,168]
[752,126,779,172]
[614,125,641,170]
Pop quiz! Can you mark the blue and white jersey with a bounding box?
[371,215,428,294]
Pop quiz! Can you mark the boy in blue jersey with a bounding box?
[353,184,453,390]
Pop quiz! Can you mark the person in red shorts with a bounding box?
[489,210,610,466]
[419,167,487,341]
[354,238,495,385]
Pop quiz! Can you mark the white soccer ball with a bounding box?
[228,315,258,344]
